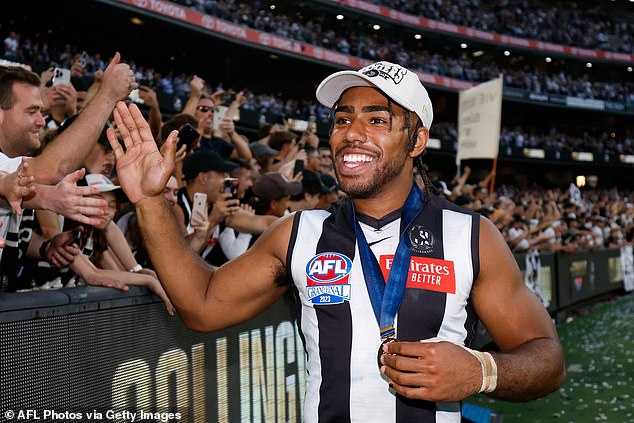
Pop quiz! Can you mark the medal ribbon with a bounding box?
[348,183,423,339]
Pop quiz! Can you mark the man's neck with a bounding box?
[352,178,414,219]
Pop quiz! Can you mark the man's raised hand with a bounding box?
[107,102,177,205]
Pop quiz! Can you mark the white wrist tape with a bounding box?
[461,347,498,393]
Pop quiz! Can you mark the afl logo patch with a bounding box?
[409,225,435,254]
[306,252,352,283]
[306,252,352,305]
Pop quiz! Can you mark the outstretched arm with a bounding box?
[108,102,291,332]
[23,168,107,226]
[26,53,135,184]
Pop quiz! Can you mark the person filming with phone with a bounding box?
[172,150,240,256]
[184,76,252,161]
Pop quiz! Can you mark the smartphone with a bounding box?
[293,159,304,176]
[213,106,228,131]
[221,90,236,104]
[193,192,208,216]
[224,178,239,201]
[128,88,144,105]
[73,230,83,249]
[52,67,71,86]
[213,105,240,130]
[177,123,199,152]
[287,118,308,132]
[79,51,89,68]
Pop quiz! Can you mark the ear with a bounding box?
[196,171,207,185]
[408,126,429,159]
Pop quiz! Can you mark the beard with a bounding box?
[334,145,410,199]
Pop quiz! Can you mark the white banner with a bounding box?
[457,76,503,164]
[622,245,634,292]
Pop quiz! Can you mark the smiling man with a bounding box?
[0,58,135,290]
[110,61,565,423]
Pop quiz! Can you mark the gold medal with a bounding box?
[377,336,398,370]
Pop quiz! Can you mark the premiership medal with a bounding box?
[348,183,424,375]
[377,336,398,370]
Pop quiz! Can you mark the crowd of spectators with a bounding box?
[16,2,619,111]
[171,0,634,105]
[6,1,634,107]
[4,26,633,161]
[5,26,634,160]
[0,10,632,305]
[366,0,633,54]
[0,52,343,310]
[432,166,634,253]
[430,122,634,158]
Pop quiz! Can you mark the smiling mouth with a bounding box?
[342,153,374,169]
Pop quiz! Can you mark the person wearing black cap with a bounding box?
[251,172,302,218]
[111,61,564,423]
[173,149,239,255]
[315,172,341,209]
[288,169,324,212]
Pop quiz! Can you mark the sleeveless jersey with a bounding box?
[287,196,480,423]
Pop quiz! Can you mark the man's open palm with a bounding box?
[107,102,177,205]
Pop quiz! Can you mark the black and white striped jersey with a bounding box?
[287,195,480,423]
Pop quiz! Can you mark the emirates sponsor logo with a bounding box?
[380,255,456,294]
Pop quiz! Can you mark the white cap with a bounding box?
[85,174,120,192]
[316,61,433,129]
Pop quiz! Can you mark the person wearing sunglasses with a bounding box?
[190,82,251,162]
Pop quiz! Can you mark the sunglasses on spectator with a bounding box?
[196,105,218,113]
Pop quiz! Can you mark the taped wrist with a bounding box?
[461,347,498,393]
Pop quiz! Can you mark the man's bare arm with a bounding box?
[136,195,291,331]
[109,101,290,332]
[26,53,135,184]
[226,210,277,234]
[473,217,566,401]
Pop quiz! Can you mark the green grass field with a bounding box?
[467,293,634,422]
